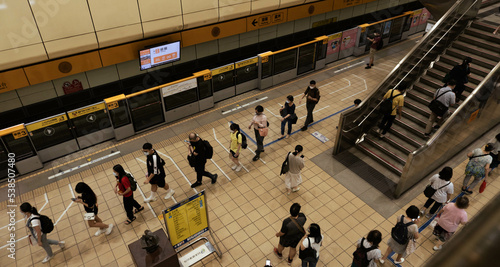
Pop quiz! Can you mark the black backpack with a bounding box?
[379,89,402,115]
[237,132,248,149]
[352,238,377,267]
[202,139,214,159]
[28,215,54,234]
[299,237,317,261]
[125,173,138,191]
[376,39,383,50]
[391,216,415,245]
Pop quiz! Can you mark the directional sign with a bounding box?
[247,10,287,30]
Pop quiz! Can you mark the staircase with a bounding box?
[356,18,500,176]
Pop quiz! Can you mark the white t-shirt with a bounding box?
[429,174,454,203]
[28,214,40,238]
[302,235,323,258]
[356,238,381,267]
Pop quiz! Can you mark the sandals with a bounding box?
[134,206,145,214]
[125,216,136,225]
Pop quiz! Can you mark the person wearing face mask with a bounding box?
[142,143,174,202]
[248,105,268,161]
[285,145,305,195]
[229,123,243,172]
[299,80,320,131]
[113,164,144,225]
[280,95,296,139]
[20,202,65,264]
[188,132,218,187]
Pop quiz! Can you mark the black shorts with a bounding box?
[84,206,98,215]
[150,174,166,187]
[230,150,239,158]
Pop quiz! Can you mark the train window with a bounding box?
[27,117,74,151]
[108,100,131,128]
[164,88,198,111]
[261,55,273,79]
[274,49,297,74]
[235,57,259,85]
[197,77,213,100]
[212,70,235,92]
[2,134,35,161]
[297,43,316,75]
[70,110,111,137]
[128,90,164,131]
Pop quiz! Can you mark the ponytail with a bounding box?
[20,202,39,215]
[31,207,40,216]
[292,145,303,156]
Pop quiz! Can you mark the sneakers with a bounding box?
[394,258,405,264]
[105,224,114,235]
[191,182,202,188]
[287,257,293,265]
[365,65,372,69]
[464,190,473,195]
[42,255,53,263]
[231,164,238,170]
[164,189,175,199]
[211,174,218,184]
[433,245,442,251]
[95,228,104,236]
[292,187,300,192]
[301,126,308,131]
[59,241,65,250]
[235,165,243,172]
[420,210,425,217]
[252,155,260,161]
[273,248,283,259]
[425,213,432,219]
[379,259,385,264]
[144,196,157,203]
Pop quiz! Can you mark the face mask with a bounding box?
[112,172,118,177]
[286,100,290,104]
[309,86,314,89]
[143,151,149,156]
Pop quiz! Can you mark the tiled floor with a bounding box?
[0,34,499,267]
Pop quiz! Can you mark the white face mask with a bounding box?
[143,151,149,156]
[309,85,315,89]
[286,100,290,104]
[112,172,118,177]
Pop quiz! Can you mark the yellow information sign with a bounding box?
[26,115,68,132]
[235,57,258,69]
[467,109,480,124]
[12,129,28,139]
[163,191,209,249]
[211,64,235,76]
[68,103,106,119]
[204,73,212,81]
[247,10,287,30]
[107,102,119,110]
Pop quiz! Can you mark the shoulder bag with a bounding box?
[424,182,451,198]
[428,89,450,117]
[299,237,317,260]
[280,152,291,176]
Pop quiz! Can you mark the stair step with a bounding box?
[458,34,500,55]
[435,57,490,77]
[389,125,425,148]
[405,99,431,117]
[378,131,417,154]
[452,41,500,62]
[464,27,500,45]
[407,86,433,105]
[419,74,476,95]
[394,117,426,138]
[471,20,500,32]
[445,47,497,69]
[357,143,403,176]
[427,67,484,85]
[365,136,408,165]
[402,108,428,128]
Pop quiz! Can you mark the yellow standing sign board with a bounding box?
[163,191,209,249]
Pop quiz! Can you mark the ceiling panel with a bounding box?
[88,0,141,31]
[142,16,183,38]
[0,44,48,71]
[251,0,280,14]
[96,24,143,48]
[0,0,43,51]
[30,0,94,41]
[181,0,218,14]
[45,33,98,59]
[137,0,182,21]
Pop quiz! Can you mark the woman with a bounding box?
[421,167,454,218]
[229,123,243,172]
[489,133,500,169]
[248,105,267,161]
[20,203,65,264]
[447,57,472,103]
[432,196,469,250]
[285,145,305,195]
[113,164,144,225]
[462,143,494,195]
[299,223,323,267]
[352,230,382,267]
[280,95,296,139]
[73,182,113,236]
[380,205,420,265]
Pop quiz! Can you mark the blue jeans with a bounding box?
[281,118,292,135]
[302,257,319,267]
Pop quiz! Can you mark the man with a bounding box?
[248,105,267,161]
[424,80,456,137]
[274,203,307,265]
[187,133,218,188]
[142,143,174,202]
[377,83,406,138]
[365,31,381,69]
[354,99,362,107]
[299,80,320,131]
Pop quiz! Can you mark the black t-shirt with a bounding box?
[190,139,206,163]
[81,192,97,213]
[146,150,166,178]
[283,103,296,117]
[304,87,320,104]
[280,213,307,239]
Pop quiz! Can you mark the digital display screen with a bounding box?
[140,41,181,71]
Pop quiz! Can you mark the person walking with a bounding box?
[462,143,494,195]
[274,203,307,265]
[424,80,456,137]
[113,164,144,225]
[432,196,469,250]
[299,223,323,267]
[280,95,296,139]
[248,105,268,161]
[352,230,382,267]
[73,182,113,237]
[285,145,305,195]
[142,143,175,202]
[488,133,500,169]
[188,133,218,188]
[380,205,420,265]
[20,203,65,264]
[365,31,382,69]
[300,81,320,131]
[446,57,471,103]
[229,123,243,172]
[420,167,454,218]
[377,83,406,138]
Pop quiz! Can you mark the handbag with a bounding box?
[479,180,487,193]
[187,154,196,167]
[405,238,417,255]
[424,182,451,198]
[290,113,298,124]
[84,212,95,221]
[299,237,317,260]
[428,89,450,117]
[259,127,268,137]
[280,152,291,176]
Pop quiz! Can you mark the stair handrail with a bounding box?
[342,0,479,133]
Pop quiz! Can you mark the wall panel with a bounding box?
[0,0,42,51]
[0,44,48,71]
[182,18,246,47]
[138,0,182,21]
[87,0,141,31]
[0,69,30,94]
[97,24,144,48]
[45,33,98,59]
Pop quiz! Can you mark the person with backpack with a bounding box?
[377,83,406,138]
[380,205,420,265]
[229,123,245,172]
[420,167,454,219]
[280,95,297,139]
[142,142,175,202]
[20,202,64,263]
[274,203,307,266]
[352,230,382,267]
[299,223,323,267]
[424,80,456,137]
[74,182,113,237]
[461,143,494,195]
[113,164,144,225]
[188,132,218,188]
[432,196,469,251]
[445,57,472,103]
[284,145,305,195]
[299,81,320,131]
[248,105,268,161]
[365,31,382,69]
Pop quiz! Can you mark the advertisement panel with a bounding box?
[327,33,342,55]
[340,28,358,51]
